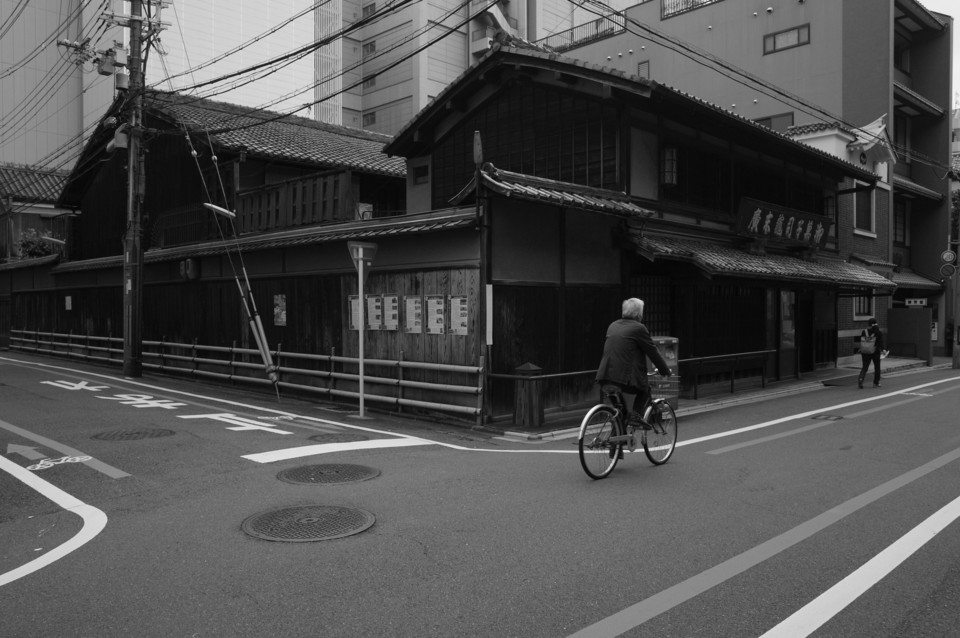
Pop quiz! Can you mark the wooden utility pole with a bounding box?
[122,0,144,377]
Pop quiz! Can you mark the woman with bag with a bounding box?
[858,317,885,389]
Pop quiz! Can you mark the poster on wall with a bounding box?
[449,296,469,335]
[426,295,445,334]
[366,294,382,330]
[348,295,359,330]
[382,294,399,331]
[404,296,423,333]
[273,294,287,326]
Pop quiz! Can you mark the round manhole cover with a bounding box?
[241,505,375,542]
[277,464,380,485]
[309,432,369,444]
[92,428,176,441]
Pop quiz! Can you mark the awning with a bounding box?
[634,235,896,291]
[893,175,944,201]
[891,268,943,291]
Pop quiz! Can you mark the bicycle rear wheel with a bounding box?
[642,401,677,465]
[578,405,621,479]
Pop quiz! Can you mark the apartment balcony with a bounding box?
[893,82,945,118]
[535,15,626,53]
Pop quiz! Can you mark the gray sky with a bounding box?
[919,0,958,108]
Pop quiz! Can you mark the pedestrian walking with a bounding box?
[858,317,886,389]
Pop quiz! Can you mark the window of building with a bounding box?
[362,75,376,89]
[362,111,376,126]
[362,41,376,58]
[894,200,909,246]
[637,60,650,79]
[362,3,376,18]
[853,295,874,320]
[823,195,837,240]
[763,24,810,54]
[894,40,910,74]
[894,113,910,164]
[754,112,794,133]
[854,181,875,234]
[660,145,678,185]
[413,165,429,185]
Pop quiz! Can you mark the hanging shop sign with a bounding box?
[736,197,832,249]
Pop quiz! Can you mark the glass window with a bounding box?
[362,41,376,58]
[362,3,376,18]
[894,200,909,245]
[854,295,874,320]
[854,181,874,233]
[764,24,811,54]
[754,112,794,132]
[362,111,376,126]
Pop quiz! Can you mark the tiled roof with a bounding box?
[890,268,942,291]
[388,45,878,182]
[850,253,896,269]
[635,235,896,290]
[785,122,856,138]
[0,163,70,204]
[52,209,475,271]
[146,91,405,178]
[451,163,655,218]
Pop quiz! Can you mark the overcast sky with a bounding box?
[919,0,958,109]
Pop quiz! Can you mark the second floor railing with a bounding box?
[536,15,626,52]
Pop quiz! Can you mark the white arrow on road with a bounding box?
[6,444,46,460]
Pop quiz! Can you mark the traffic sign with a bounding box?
[941,249,957,263]
[940,263,957,278]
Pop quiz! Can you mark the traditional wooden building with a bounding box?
[383,42,896,415]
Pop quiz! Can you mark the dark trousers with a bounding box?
[859,351,881,386]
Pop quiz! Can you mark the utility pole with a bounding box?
[122,0,144,377]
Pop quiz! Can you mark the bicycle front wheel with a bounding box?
[578,405,621,479]
[642,401,677,465]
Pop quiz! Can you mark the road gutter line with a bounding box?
[760,492,960,637]
[0,455,108,588]
[566,445,960,638]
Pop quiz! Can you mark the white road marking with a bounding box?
[242,437,434,463]
[0,419,130,479]
[0,455,108,588]
[567,445,960,638]
[680,377,960,448]
[760,493,960,637]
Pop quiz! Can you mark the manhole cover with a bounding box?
[92,428,176,441]
[308,432,369,444]
[277,464,380,485]
[241,505,375,542]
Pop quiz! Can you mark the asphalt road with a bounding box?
[3,352,960,637]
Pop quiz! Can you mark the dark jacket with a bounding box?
[595,318,671,390]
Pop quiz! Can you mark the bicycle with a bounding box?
[578,375,678,480]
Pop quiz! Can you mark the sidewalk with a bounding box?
[491,356,956,441]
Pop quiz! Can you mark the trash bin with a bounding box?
[648,336,679,410]
[513,362,543,427]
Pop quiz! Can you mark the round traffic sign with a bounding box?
[940,263,957,278]
[941,249,957,263]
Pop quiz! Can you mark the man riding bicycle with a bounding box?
[595,298,672,429]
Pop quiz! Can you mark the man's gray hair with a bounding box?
[622,298,645,320]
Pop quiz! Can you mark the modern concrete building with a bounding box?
[1,0,630,172]
[554,0,955,358]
